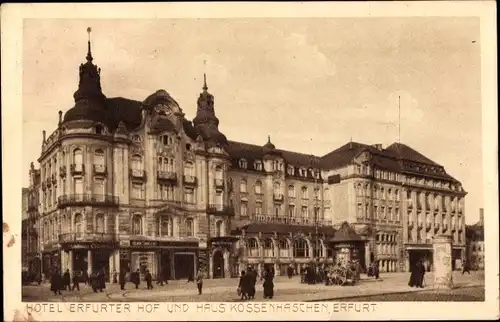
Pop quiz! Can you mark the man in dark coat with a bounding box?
[72,271,80,291]
[462,260,471,275]
[156,268,168,286]
[409,260,425,288]
[119,270,127,290]
[90,272,99,292]
[145,269,153,290]
[238,271,249,300]
[133,269,140,289]
[262,269,274,299]
[248,267,257,299]
[50,270,63,295]
[82,270,89,285]
[62,269,71,291]
[97,269,106,292]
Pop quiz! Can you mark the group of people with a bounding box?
[238,266,274,300]
[408,260,426,288]
[49,268,107,295]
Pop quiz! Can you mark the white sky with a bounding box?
[22,18,483,224]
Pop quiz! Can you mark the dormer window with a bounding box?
[132,135,141,143]
[95,125,103,135]
[299,167,307,177]
[254,161,262,171]
[239,159,248,169]
[287,165,294,175]
[161,135,173,146]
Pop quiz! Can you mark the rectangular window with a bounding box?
[93,178,104,196]
[184,188,194,203]
[255,202,262,215]
[132,183,143,199]
[288,205,295,217]
[74,178,83,194]
[301,206,308,218]
[241,202,248,216]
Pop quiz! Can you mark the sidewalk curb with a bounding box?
[304,283,483,302]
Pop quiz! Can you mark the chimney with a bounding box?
[372,144,383,151]
[479,208,484,225]
[58,111,63,125]
[42,130,46,142]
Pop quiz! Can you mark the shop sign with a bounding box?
[130,240,199,248]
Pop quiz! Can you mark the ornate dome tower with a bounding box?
[193,74,227,147]
[63,27,107,125]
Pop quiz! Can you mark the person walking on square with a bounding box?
[82,270,89,285]
[248,267,257,300]
[462,259,471,275]
[113,270,118,284]
[195,270,203,295]
[50,270,63,295]
[416,260,426,288]
[119,270,127,290]
[62,269,71,291]
[238,271,249,300]
[262,268,274,299]
[133,269,140,289]
[72,271,80,291]
[145,269,153,290]
[187,271,195,283]
[287,264,293,279]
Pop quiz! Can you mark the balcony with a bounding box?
[408,220,414,228]
[59,232,116,243]
[157,171,177,183]
[301,198,309,206]
[288,196,296,204]
[59,165,67,178]
[417,220,423,229]
[183,175,198,186]
[57,194,119,208]
[451,223,456,232]
[70,164,85,175]
[130,169,147,180]
[207,204,235,216]
[442,223,448,232]
[426,221,432,231]
[214,179,224,189]
[273,193,284,202]
[93,164,107,176]
[434,222,440,232]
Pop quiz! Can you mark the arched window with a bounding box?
[248,238,259,257]
[95,213,105,233]
[184,161,194,177]
[73,148,83,165]
[301,186,308,199]
[240,179,247,193]
[356,183,363,196]
[131,154,143,170]
[293,238,308,258]
[185,218,194,237]
[254,180,262,194]
[263,238,275,257]
[288,185,295,197]
[215,220,224,237]
[132,215,142,235]
[158,216,173,237]
[279,239,289,257]
[74,214,83,238]
[94,149,105,166]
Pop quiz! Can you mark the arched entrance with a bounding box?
[213,250,224,278]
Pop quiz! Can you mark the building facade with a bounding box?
[32,33,467,281]
[466,208,484,270]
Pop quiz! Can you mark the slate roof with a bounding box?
[329,222,364,242]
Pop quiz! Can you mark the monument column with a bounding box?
[433,234,454,289]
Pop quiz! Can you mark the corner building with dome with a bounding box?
[34,36,468,281]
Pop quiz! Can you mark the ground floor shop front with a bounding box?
[404,245,466,272]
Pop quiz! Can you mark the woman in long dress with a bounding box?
[262,269,274,299]
[238,271,248,300]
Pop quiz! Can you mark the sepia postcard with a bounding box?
[2,1,498,321]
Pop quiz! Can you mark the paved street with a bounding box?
[23,271,484,302]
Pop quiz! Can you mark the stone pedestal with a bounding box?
[433,235,454,289]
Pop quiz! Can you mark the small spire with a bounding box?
[203,73,208,91]
[86,27,93,63]
[267,135,271,143]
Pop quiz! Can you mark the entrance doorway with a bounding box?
[213,250,224,278]
[174,253,195,280]
[73,249,88,273]
[92,249,111,279]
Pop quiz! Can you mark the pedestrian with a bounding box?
[247,267,257,300]
[113,270,118,284]
[195,270,203,295]
[145,269,153,290]
[416,260,425,288]
[262,269,274,299]
[72,271,80,291]
[50,270,63,295]
[156,268,168,286]
[82,270,89,285]
[62,269,71,291]
[90,271,99,293]
[187,271,195,283]
[119,270,126,290]
[133,269,140,289]
[238,270,248,300]
[287,264,293,279]
[98,269,106,292]
[373,261,380,279]
[462,260,471,275]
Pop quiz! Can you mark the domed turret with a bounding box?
[63,27,107,125]
[263,135,276,152]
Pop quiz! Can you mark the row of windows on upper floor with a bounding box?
[237,159,321,179]
[40,214,227,242]
[237,201,327,219]
[408,227,464,244]
[238,180,325,199]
